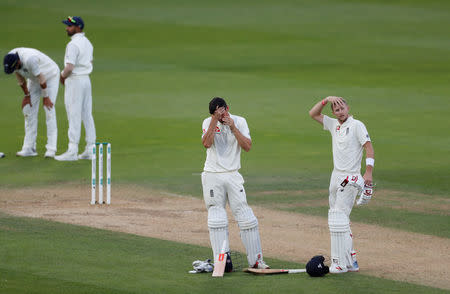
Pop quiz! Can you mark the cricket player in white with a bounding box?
[309,96,375,274]
[201,97,269,271]
[55,16,96,161]
[3,48,60,158]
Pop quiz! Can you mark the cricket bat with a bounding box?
[212,240,227,277]
[244,268,306,275]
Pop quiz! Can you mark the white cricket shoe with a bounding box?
[253,260,270,269]
[54,151,78,161]
[78,148,93,160]
[329,263,348,274]
[347,260,359,272]
[44,150,56,158]
[16,148,38,157]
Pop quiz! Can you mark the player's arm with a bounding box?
[15,73,31,108]
[231,126,252,152]
[222,115,252,152]
[60,63,74,85]
[202,107,224,148]
[309,96,345,125]
[37,73,53,110]
[363,141,374,185]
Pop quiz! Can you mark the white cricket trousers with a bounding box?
[328,170,364,216]
[64,75,96,153]
[23,74,59,152]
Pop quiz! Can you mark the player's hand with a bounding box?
[60,74,65,85]
[212,106,225,121]
[222,114,235,130]
[326,96,345,109]
[363,171,373,186]
[22,96,32,109]
[43,97,53,110]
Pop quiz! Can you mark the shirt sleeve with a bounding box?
[65,42,79,65]
[27,56,41,77]
[238,117,251,139]
[202,118,210,138]
[323,115,334,132]
[356,121,371,146]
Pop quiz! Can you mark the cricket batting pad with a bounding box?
[240,226,263,267]
[328,209,352,268]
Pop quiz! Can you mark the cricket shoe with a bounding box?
[329,263,348,274]
[347,260,359,272]
[252,260,270,269]
[44,150,56,158]
[78,148,93,160]
[225,252,233,273]
[348,250,359,272]
[16,148,38,157]
[54,151,78,161]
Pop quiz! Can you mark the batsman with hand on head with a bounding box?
[309,96,375,274]
[201,97,269,274]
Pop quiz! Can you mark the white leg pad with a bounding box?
[240,226,263,267]
[209,227,229,260]
[328,209,352,268]
[208,206,229,259]
[235,206,258,230]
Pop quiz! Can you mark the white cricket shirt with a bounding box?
[64,32,93,75]
[10,48,59,81]
[323,115,371,174]
[202,114,251,172]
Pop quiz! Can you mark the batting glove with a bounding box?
[356,183,375,206]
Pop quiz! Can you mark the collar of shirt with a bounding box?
[339,115,354,127]
[71,32,85,40]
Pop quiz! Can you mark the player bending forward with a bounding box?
[309,96,375,273]
[201,97,269,271]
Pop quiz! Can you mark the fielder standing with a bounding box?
[309,96,375,273]
[201,97,269,271]
[3,49,60,158]
[55,16,96,161]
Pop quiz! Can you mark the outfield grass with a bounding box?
[0,213,446,294]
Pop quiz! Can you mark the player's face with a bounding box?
[66,25,77,36]
[218,106,229,123]
[332,104,349,122]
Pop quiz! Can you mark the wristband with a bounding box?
[321,99,327,106]
[41,88,48,97]
[366,158,374,167]
[24,93,30,97]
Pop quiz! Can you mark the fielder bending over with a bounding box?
[3,49,60,158]
[201,97,269,271]
[309,96,375,274]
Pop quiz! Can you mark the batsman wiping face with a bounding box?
[201,97,269,272]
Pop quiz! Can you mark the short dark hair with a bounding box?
[209,97,227,114]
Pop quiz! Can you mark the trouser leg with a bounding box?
[22,82,40,150]
[44,75,59,152]
[81,77,96,146]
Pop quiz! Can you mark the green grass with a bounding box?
[0,213,446,294]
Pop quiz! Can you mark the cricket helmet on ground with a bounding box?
[306,255,329,277]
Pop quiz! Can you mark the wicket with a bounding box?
[91,142,111,205]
